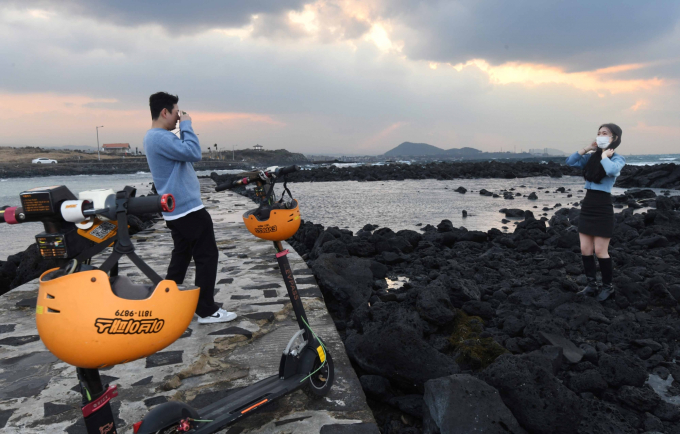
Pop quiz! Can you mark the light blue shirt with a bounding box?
[143,120,204,220]
[565,151,626,193]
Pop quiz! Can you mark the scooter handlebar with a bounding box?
[215,165,298,192]
[275,165,298,176]
[215,181,236,192]
[2,188,174,225]
[215,176,252,191]
[127,194,175,215]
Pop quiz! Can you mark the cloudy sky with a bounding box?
[1,1,679,155]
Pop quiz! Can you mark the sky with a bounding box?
[0,1,679,155]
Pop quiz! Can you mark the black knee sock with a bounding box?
[581,255,596,279]
[599,257,613,285]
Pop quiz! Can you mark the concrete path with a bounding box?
[0,180,378,433]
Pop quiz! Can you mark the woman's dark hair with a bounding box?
[583,123,622,183]
[149,92,179,120]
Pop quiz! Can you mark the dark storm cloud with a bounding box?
[381,0,680,71]
[9,0,679,71]
[5,0,307,33]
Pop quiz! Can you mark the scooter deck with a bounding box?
[191,373,308,433]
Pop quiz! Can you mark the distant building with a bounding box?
[102,143,131,154]
[254,144,264,151]
[306,154,335,162]
[528,148,566,157]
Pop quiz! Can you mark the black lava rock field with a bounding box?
[211,161,680,191]
[214,160,581,184]
[616,163,680,190]
[285,192,680,433]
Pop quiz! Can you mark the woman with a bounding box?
[565,123,626,302]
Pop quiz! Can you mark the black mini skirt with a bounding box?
[578,189,614,238]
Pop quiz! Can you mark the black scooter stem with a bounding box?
[191,373,307,433]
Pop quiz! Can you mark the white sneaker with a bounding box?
[198,308,238,324]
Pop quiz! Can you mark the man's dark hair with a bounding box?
[149,92,179,120]
[583,123,623,184]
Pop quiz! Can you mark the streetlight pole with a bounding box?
[232,144,237,161]
[96,126,104,161]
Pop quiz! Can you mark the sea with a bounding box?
[623,154,679,166]
[1,154,678,260]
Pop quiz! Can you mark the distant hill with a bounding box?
[384,142,484,157]
[381,142,556,161]
[444,147,483,157]
[384,142,447,156]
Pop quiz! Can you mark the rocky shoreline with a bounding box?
[215,160,581,184]
[277,189,680,433]
[7,158,679,190]
[212,161,680,191]
[616,163,680,190]
[212,169,680,432]
[0,149,309,178]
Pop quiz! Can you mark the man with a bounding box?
[144,92,236,324]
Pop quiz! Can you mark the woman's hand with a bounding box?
[602,149,615,159]
[581,141,597,154]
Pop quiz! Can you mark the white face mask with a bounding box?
[596,136,612,149]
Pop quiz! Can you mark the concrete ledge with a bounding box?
[0,180,378,433]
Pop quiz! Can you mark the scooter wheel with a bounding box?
[306,346,334,396]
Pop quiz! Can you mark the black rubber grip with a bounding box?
[215,182,231,192]
[127,195,168,215]
[275,165,298,176]
[0,211,5,224]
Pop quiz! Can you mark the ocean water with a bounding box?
[273,177,678,235]
[2,171,679,260]
[620,154,679,166]
[0,170,241,258]
[323,154,680,167]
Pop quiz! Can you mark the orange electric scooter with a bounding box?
[134,165,334,433]
[1,185,190,434]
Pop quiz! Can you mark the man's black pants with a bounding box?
[165,208,219,318]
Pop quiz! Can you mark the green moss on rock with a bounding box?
[448,311,507,370]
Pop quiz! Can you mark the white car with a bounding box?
[32,158,58,164]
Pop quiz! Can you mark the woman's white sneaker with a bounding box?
[198,308,237,324]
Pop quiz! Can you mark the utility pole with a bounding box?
[232,144,237,161]
[96,125,104,161]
